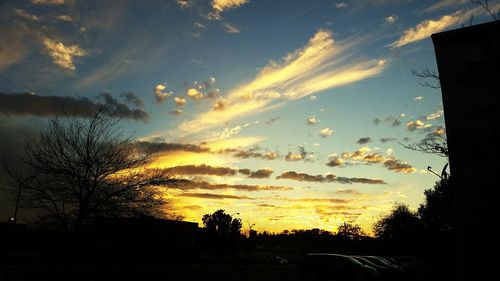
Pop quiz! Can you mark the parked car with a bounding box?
[363,256,400,271]
[353,256,392,280]
[301,253,378,281]
[270,256,289,265]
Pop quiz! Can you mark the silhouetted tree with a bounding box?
[373,203,423,254]
[201,209,242,255]
[2,110,183,232]
[336,222,364,240]
[418,177,455,234]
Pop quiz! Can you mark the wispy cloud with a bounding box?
[188,181,293,191]
[179,192,253,200]
[176,29,386,136]
[209,0,249,20]
[224,23,241,33]
[336,2,349,9]
[31,0,65,5]
[420,0,469,13]
[388,10,473,48]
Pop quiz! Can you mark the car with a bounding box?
[271,256,289,265]
[352,256,392,280]
[363,256,400,271]
[301,253,378,281]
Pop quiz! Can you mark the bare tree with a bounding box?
[401,135,448,158]
[411,68,441,89]
[472,0,500,21]
[2,110,184,232]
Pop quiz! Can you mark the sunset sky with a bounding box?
[0,0,494,234]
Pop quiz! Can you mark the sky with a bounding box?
[0,0,495,234]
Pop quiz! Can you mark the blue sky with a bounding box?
[1,0,495,233]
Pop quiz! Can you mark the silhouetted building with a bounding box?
[432,20,500,281]
[96,217,198,261]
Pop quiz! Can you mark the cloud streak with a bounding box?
[0,92,149,121]
[389,9,477,48]
[276,171,386,184]
[177,29,386,136]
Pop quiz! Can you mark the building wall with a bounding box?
[432,20,500,281]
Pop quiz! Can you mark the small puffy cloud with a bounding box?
[224,23,241,33]
[263,151,279,160]
[248,168,274,179]
[373,115,401,127]
[336,2,349,8]
[383,159,416,173]
[389,11,471,48]
[326,157,344,167]
[406,119,431,131]
[414,96,424,101]
[380,137,397,143]
[285,152,304,161]
[432,126,446,136]
[310,95,317,101]
[174,97,187,106]
[285,146,308,161]
[176,0,192,8]
[426,109,444,120]
[209,0,249,20]
[264,116,281,125]
[195,22,205,29]
[171,109,183,115]
[385,148,394,155]
[41,37,87,70]
[356,137,372,145]
[306,116,320,125]
[320,128,334,138]
[187,88,204,100]
[385,15,398,24]
[155,84,173,103]
[57,15,73,22]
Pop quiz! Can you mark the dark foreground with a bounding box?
[2,261,436,281]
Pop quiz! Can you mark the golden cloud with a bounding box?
[176,29,386,136]
[42,37,87,70]
[389,9,475,48]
